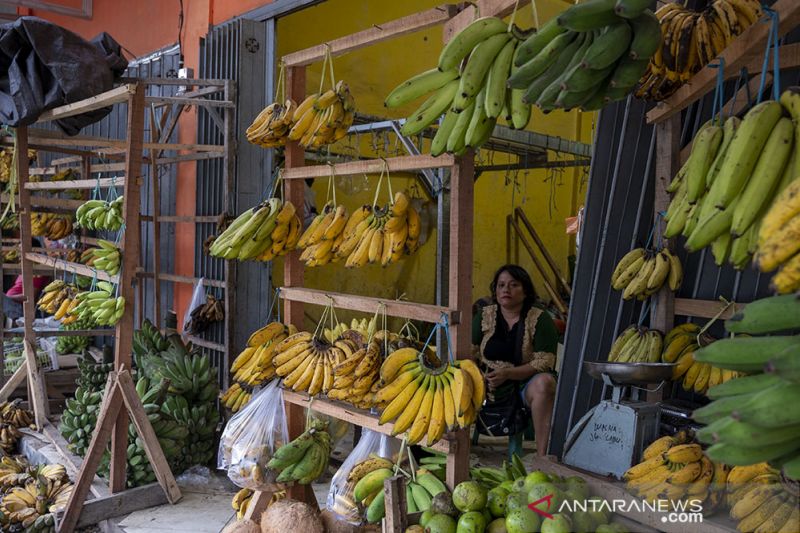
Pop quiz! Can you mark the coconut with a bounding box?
[222,519,260,533]
[260,500,323,533]
[319,509,359,533]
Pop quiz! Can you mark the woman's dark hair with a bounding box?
[490,264,537,305]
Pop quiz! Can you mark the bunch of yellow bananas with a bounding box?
[326,335,382,410]
[0,423,22,453]
[37,280,81,324]
[664,324,741,395]
[274,331,349,397]
[246,99,297,148]
[625,441,727,507]
[231,487,254,519]
[322,317,373,344]
[288,81,355,149]
[2,248,19,263]
[331,454,395,523]
[638,0,763,101]
[726,463,798,532]
[342,192,422,268]
[30,212,73,241]
[376,351,484,446]
[0,148,36,183]
[1,212,18,230]
[0,473,72,531]
[208,198,301,262]
[756,178,800,294]
[0,400,35,430]
[219,383,251,414]
[611,246,683,299]
[607,325,663,363]
[297,201,350,267]
[0,456,31,489]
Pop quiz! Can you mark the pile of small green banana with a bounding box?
[55,319,92,354]
[725,463,798,532]
[755,175,800,294]
[161,394,219,468]
[508,0,660,111]
[60,352,113,455]
[693,294,800,480]
[89,239,121,276]
[69,282,125,326]
[387,17,531,156]
[665,90,800,272]
[208,198,301,261]
[610,247,683,299]
[267,420,332,485]
[75,196,124,231]
[607,325,663,363]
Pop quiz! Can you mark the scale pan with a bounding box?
[584,361,675,386]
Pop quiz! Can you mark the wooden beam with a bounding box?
[283,4,458,66]
[11,129,225,153]
[185,335,226,353]
[36,85,136,123]
[443,0,529,43]
[647,0,800,124]
[24,253,120,284]
[140,215,219,223]
[283,391,452,453]
[3,329,115,337]
[40,421,110,499]
[24,177,124,191]
[384,476,408,533]
[243,490,273,522]
[0,193,84,211]
[135,270,227,288]
[145,95,235,108]
[0,361,27,402]
[674,298,743,320]
[59,483,169,529]
[116,370,181,503]
[279,286,459,324]
[281,154,456,179]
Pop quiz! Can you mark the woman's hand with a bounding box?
[485,367,509,389]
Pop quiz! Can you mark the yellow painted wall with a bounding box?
[272,0,595,328]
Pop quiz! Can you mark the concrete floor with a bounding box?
[99,431,535,533]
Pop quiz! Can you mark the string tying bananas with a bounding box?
[691,295,800,480]
[638,0,764,101]
[288,81,355,149]
[90,239,121,276]
[610,246,683,299]
[75,196,124,231]
[606,325,662,363]
[376,348,485,446]
[69,281,125,326]
[246,99,297,148]
[208,198,301,261]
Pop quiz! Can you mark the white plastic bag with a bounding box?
[218,381,289,490]
[182,278,206,336]
[326,429,401,524]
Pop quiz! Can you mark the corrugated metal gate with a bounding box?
[550,46,800,455]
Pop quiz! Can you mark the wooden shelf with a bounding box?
[281,154,455,180]
[283,4,458,66]
[674,298,743,320]
[282,390,453,454]
[24,253,120,284]
[25,177,124,191]
[36,85,137,123]
[0,193,84,211]
[3,329,115,337]
[136,270,226,288]
[279,286,459,324]
[185,335,226,353]
[647,0,800,124]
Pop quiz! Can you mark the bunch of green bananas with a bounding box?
[55,318,93,355]
[607,325,662,363]
[75,196,124,231]
[724,463,798,532]
[692,295,800,479]
[610,247,683,299]
[132,318,170,356]
[386,17,531,155]
[75,354,114,390]
[638,0,763,101]
[161,395,219,468]
[208,198,301,261]
[90,239,121,276]
[508,0,660,112]
[69,281,125,326]
[665,90,800,271]
[267,420,332,485]
[60,384,104,456]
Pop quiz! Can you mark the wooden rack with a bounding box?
[240,0,535,521]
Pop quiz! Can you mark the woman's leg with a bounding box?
[524,373,556,456]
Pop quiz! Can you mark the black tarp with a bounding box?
[0,16,127,135]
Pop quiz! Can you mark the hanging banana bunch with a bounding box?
[638,0,764,101]
[610,246,683,299]
[297,173,350,267]
[246,61,297,148]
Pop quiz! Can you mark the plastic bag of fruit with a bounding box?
[326,428,401,525]
[218,380,288,490]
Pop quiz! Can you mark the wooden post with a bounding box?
[110,83,145,493]
[384,476,408,533]
[14,124,49,427]
[148,105,162,328]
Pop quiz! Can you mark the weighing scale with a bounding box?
[563,361,674,479]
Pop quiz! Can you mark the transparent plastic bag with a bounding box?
[182,278,206,335]
[218,381,289,490]
[326,429,401,525]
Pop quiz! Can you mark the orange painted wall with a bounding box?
[22,0,274,321]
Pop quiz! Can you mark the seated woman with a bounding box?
[472,264,559,456]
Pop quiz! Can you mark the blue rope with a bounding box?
[441,313,455,364]
[756,8,779,103]
[709,58,725,124]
